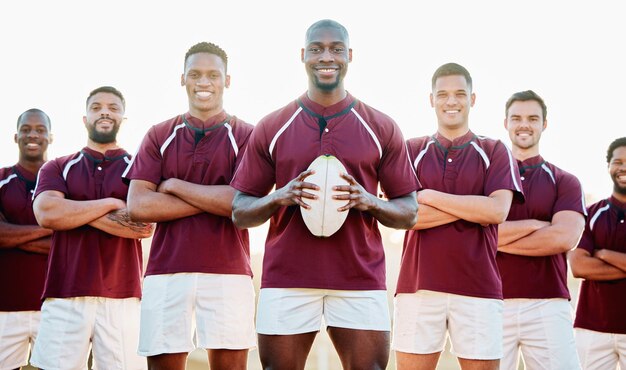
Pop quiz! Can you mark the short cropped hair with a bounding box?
[16,108,51,130]
[305,19,350,46]
[607,137,626,163]
[184,42,228,73]
[505,90,548,121]
[86,86,126,109]
[431,63,472,91]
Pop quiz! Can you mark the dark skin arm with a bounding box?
[0,210,53,248]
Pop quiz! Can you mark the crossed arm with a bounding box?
[127,178,235,223]
[497,210,585,256]
[411,188,513,230]
[569,247,626,281]
[0,211,52,254]
[33,190,153,239]
[232,170,418,230]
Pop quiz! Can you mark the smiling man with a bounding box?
[569,137,626,370]
[231,19,418,369]
[496,90,586,370]
[393,63,524,370]
[30,86,153,370]
[0,109,52,370]
[124,42,255,370]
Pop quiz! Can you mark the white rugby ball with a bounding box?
[301,155,350,237]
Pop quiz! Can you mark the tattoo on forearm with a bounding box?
[107,209,152,232]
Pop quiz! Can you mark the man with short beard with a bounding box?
[30,86,153,370]
[0,109,53,370]
[569,137,626,370]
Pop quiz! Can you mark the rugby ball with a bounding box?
[301,155,350,237]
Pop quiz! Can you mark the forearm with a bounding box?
[89,209,154,239]
[232,191,281,229]
[0,222,53,248]
[571,256,626,280]
[497,219,549,246]
[595,249,626,272]
[17,236,51,255]
[367,192,417,230]
[420,190,510,225]
[127,180,202,223]
[412,203,459,230]
[34,195,122,230]
[159,179,234,217]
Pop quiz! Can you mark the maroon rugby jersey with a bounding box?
[397,131,524,299]
[33,147,142,299]
[0,164,47,310]
[231,93,419,290]
[497,155,586,299]
[574,196,626,334]
[123,112,253,276]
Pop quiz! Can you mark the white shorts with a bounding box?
[392,290,503,360]
[575,328,626,370]
[0,310,40,370]
[256,288,390,335]
[501,298,580,370]
[30,297,145,370]
[138,273,256,356]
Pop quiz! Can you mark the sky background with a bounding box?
[1,0,623,204]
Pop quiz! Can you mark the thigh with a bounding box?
[0,311,38,369]
[92,297,146,370]
[256,288,324,335]
[518,299,580,370]
[327,326,389,370]
[138,274,195,356]
[575,328,618,370]
[391,291,448,355]
[195,274,256,350]
[207,348,249,370]
[324,289,390,331]
[258,332,317,370]
[448,294,503,360]
[618,333,626,369]
[30,298,94,370]
[501,300,521,370]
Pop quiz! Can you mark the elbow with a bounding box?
[127,200,149,223]
[570,264,587,279]
[231,208,249,230]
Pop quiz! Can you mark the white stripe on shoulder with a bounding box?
[160,123,186,156]
[269,107,302,160]
[351,108,382,159]
[540,163,556,184]
[503,145,522,193]
[580,188,588,216]
[589,204,610,231]
[0,173,18,189]
[121,155,135,178]
[63,153,84,181]
[469,141,490,169]
[224,123,239,156]
[413,140,435,169]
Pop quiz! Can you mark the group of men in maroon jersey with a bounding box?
[1,18,625,370]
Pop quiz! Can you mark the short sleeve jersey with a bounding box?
[0,164,47,311]
[123,112,253,276]
[574,196,626,334]
[33,147,142,299]
[497,155,587,299]
[396,131,524,299]
[231,93,419,290]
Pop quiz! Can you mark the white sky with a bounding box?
[1,0,624,203]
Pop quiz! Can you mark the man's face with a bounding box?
[505,100,546,151]
[15,112,52,161]
[181,52,229,119]
[609,146,626,195]
[430,75,475,132]
[302,27,352,92]
[83,92,124,144]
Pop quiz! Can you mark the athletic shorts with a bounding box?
[138,273,256,356]
[256,288,390,335]
[30,297,145,370]
[392,290,503,360]
[0,310,40,370]
[501,299,580,370]
[575,328,626,370]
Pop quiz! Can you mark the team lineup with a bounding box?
[1,18,625,370]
